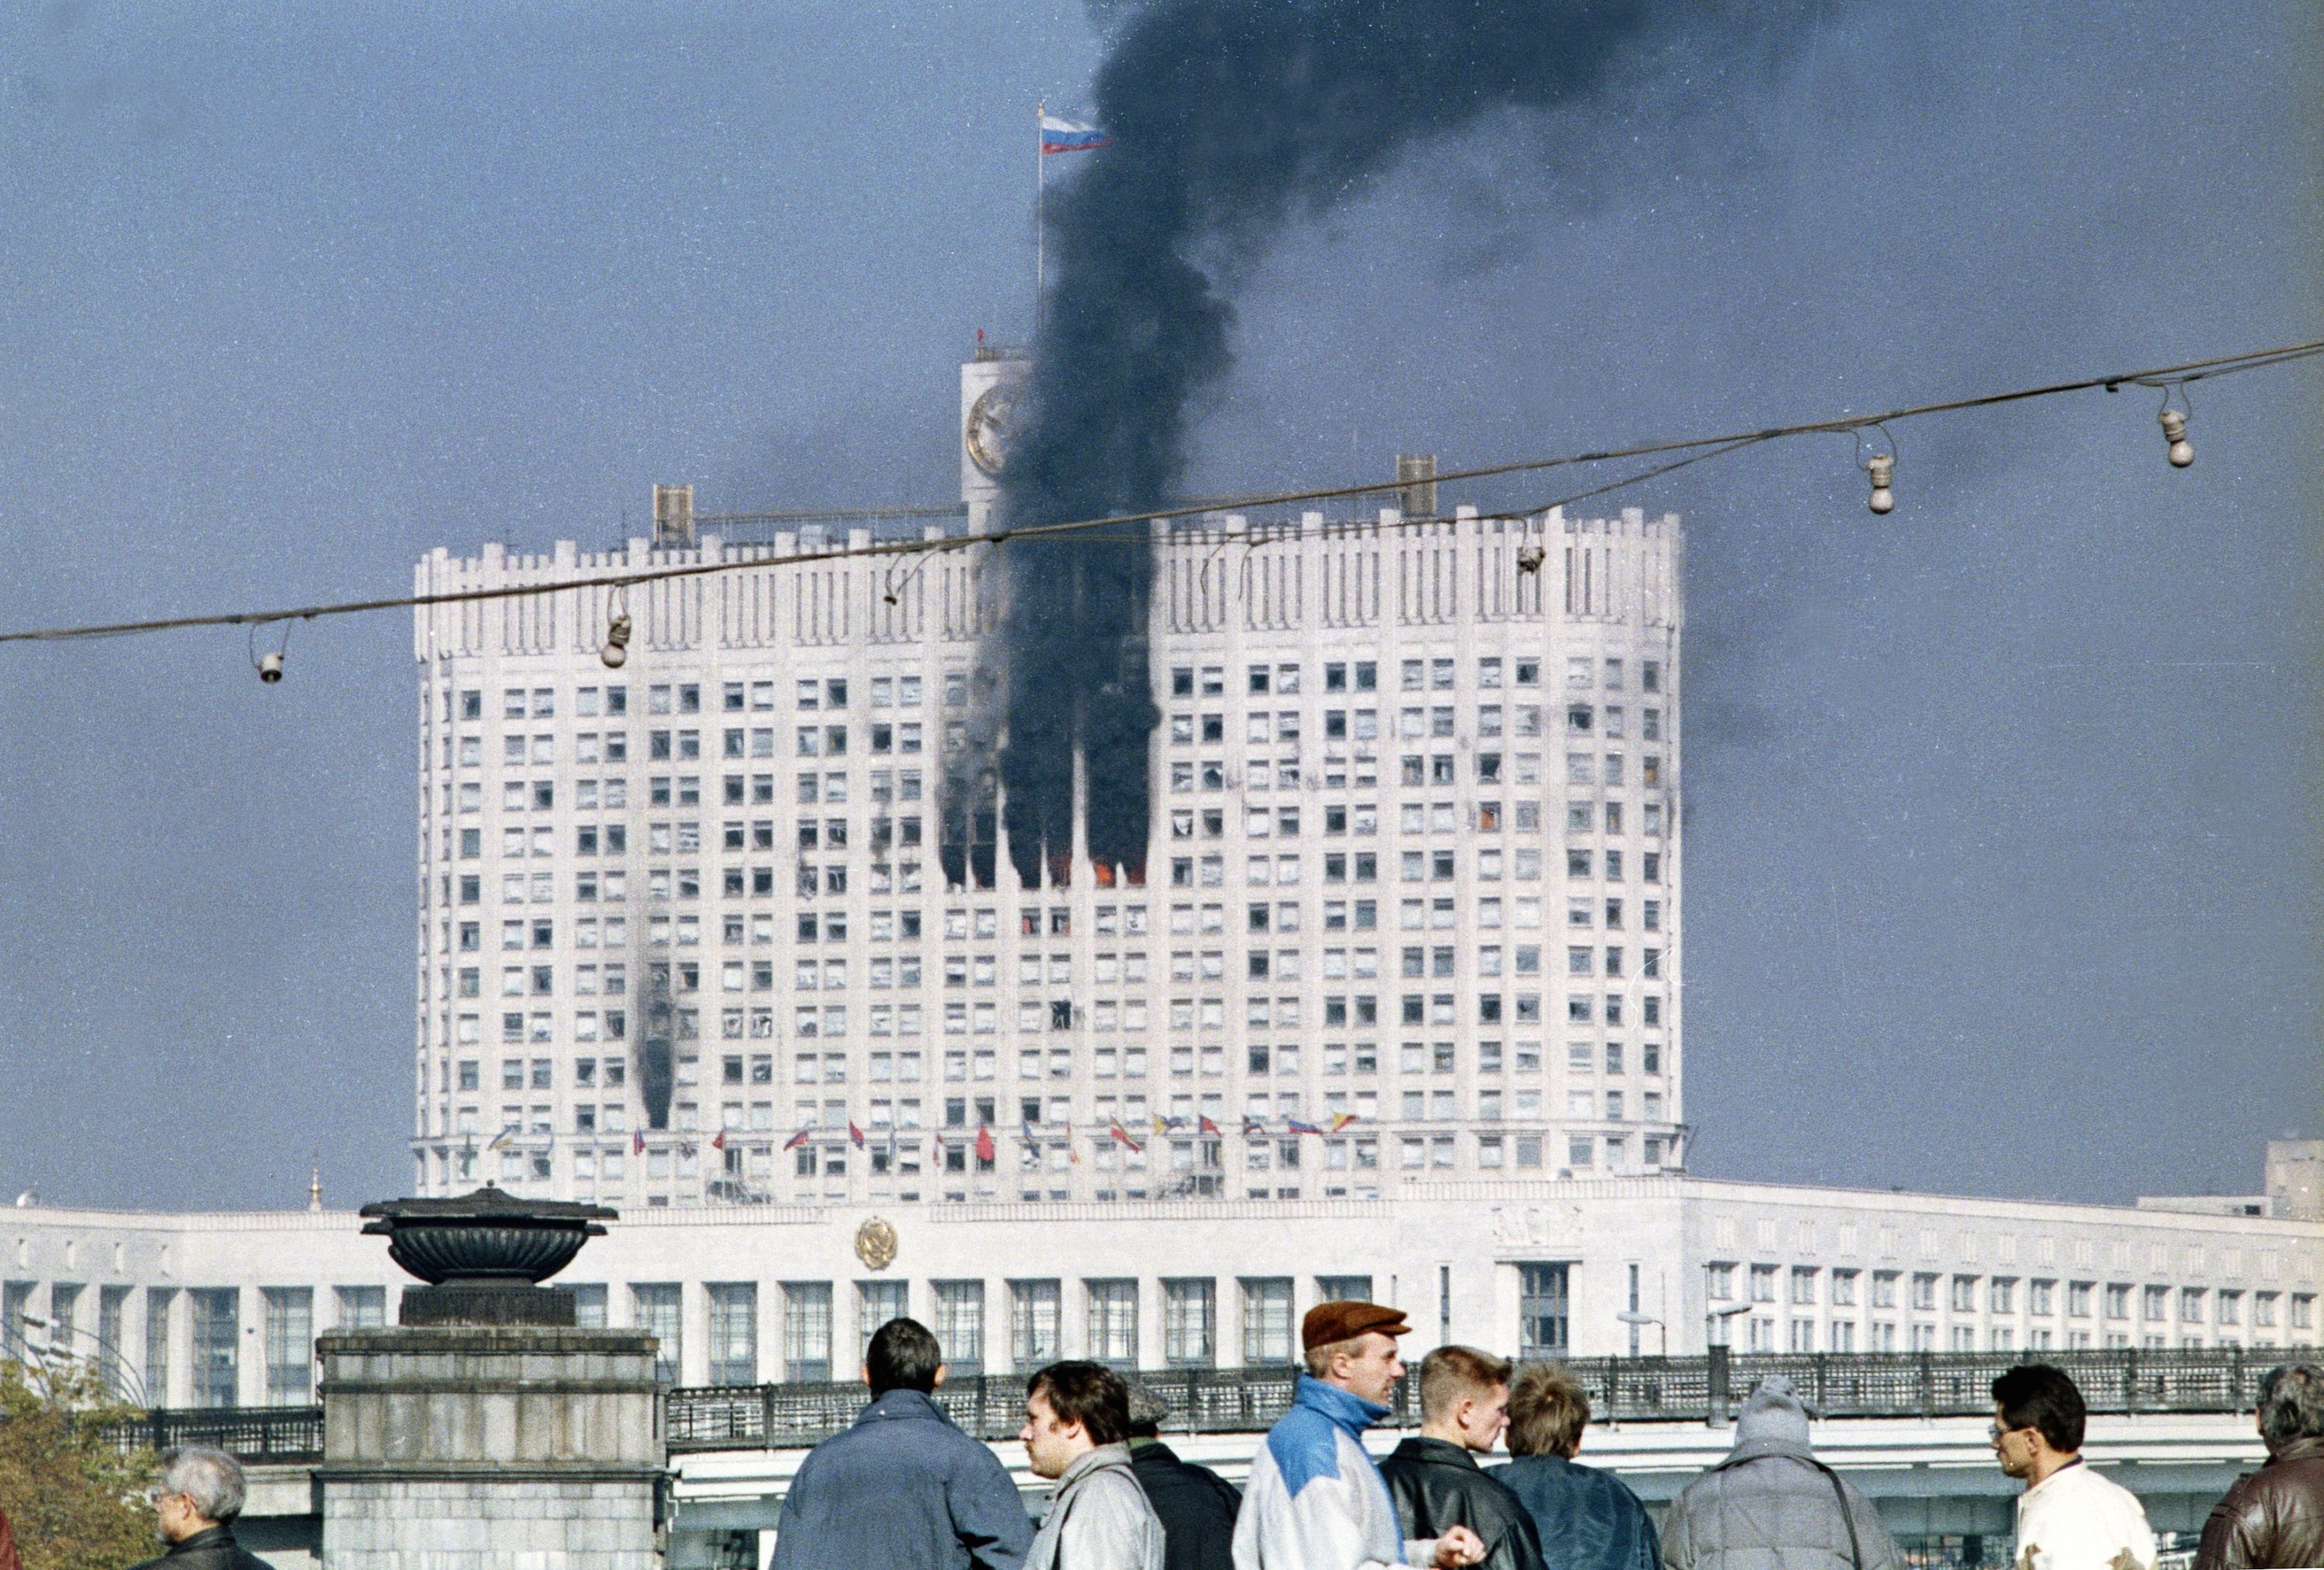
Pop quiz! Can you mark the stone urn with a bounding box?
[359,1186,616,1325]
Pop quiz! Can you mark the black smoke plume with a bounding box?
[997,0,1742,888]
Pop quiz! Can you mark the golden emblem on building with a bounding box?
[854,1216,899,1271]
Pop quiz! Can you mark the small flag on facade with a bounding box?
[1329,1112,1359,1132]
[784,1127,812,1150]
[1108,1122,1143,1154]
[848,1122,867,1149]
[1287,1118,1325,1137]
[710,1129,727,1151]
[632,1129,645,1155]
[1242,1117,1267,1139]
[1198,1115,1222,1137]
[486,1127,516,1152]
[976,1125,995,1163]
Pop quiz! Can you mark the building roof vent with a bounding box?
[1396,454,1438,520]
[653,483,696,548]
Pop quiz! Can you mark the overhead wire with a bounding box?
[1,335,2318,649]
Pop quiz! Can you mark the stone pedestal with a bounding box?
[315,1326,662,1570]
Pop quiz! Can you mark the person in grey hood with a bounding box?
[772,1317,1033,1570]
[1020,1360,1167,1570]
[1662,1376,1901,1570]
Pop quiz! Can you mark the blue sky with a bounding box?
[1,1,2316,1210]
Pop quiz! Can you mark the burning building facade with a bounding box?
[407,358,1684,1206]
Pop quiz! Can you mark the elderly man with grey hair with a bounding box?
[2196,1363,2324,1570]
[127,1446,277,1570]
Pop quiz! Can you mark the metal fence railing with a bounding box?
[665,1345,2317,1451]
[108,1405,325,1462]
[94,1346,2315,1462]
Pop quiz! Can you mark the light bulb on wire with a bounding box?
[2159,405,2194,468]
[1865,452,1896,515]
[601,610,632,670]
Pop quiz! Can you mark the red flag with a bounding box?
[784,1128,812,1150]
[975,1125,995,1163]
[848,1121,866,1149]
[1108,1122,1143,1154]
[1198,1115,1222,1137]
[710,1129,727,1150]
[632,1130,645,1155]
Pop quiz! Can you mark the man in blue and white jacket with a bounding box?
[1234,1300,1486,1570]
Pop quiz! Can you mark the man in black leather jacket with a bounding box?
[2197,1363,2324,1570]
[125,1447,277,1570]
[1381,1347,1546,1570]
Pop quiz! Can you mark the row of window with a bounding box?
[438,658,1657,742]
[1735,1317,2309,1354]
[450,851,1664,915]
[427,1130,1650,1200]
[438,676,957,727]
[1165,704,1666,747]
[1710,1263,2319,1328]
[1165,846,1666,887]
[1165,752,1668,793]
[445,943,1665,995]
[441,1078,1673,1142]
[1167,655,1659,697]
[0,1283,390,1409]
[451,1118,1669,1195]
[434,654,1665,735]
[1166,800,1659,840]
[432,1033,1666,1103]
[435,898,1672,965]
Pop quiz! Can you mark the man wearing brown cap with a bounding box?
[1231,1300,1486,1570]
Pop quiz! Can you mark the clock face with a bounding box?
[966,385,1015,479]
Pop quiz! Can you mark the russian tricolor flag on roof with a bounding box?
[1040,112,1109,155]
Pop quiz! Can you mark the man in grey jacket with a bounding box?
[773,1317,1034,1570]
[1662,1377,1901,1570]
[1021,1360,1167,1570]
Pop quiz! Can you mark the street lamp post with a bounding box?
[1704,1300,1753,1427]
[1615,1309,1667,1356]
[5,1313,150,1408]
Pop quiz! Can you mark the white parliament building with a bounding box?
[5,349,2319,1410]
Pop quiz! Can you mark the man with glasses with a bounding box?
[1989,1365,2156,1570]
[128,1447,277,1570]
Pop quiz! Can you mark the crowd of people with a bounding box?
[767,1301,2324,1570]
[15,1304,2321,1570]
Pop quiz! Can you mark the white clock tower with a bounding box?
[960,343,1028,534]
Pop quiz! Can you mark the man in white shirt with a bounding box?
[1990,1365,2157,1570]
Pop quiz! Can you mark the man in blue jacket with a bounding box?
[772,1316,1034,1570]
[1233,1299,1485,1570]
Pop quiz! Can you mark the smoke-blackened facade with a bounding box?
[409,491,1684,1208]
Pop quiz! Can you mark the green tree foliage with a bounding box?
[0,1357,156,1570]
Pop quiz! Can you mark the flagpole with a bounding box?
[1034,99,1046,336]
